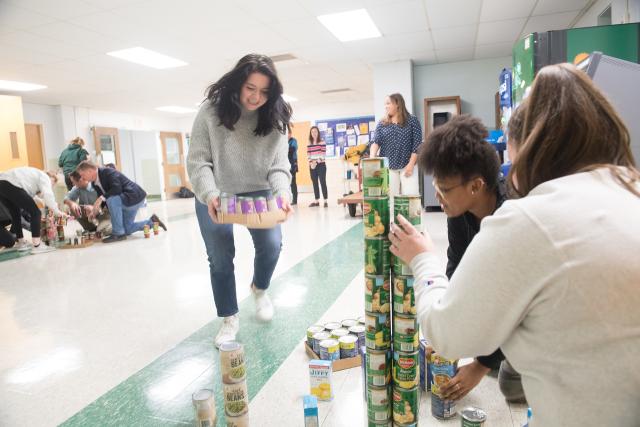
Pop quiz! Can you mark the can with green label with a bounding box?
[367,385,391,421]
[393,195,422,227]
[365,237,391,276]
[393,254,412,276]
[393,314,419,352]
[393,351,419,389]
[365,311,391,350]
[393,275,415,316]
[392,385,419,425]
[362,158,389,197]
[364,197,390,238]
[365,274,391,313]
[461,407,487,426]
[367,419,391,427]
[366,349,391,387]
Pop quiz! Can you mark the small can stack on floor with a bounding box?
[362,158,393,425]
[219,341,249,426]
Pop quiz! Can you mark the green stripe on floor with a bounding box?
[61,222,364,426]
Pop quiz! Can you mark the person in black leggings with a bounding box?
[307,126,328,207]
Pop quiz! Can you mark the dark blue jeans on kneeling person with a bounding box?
[106,195,152,236]
[195,190,283,318]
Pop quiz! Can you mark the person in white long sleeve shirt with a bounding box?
[0,167,66,253]
[389,64,640,426]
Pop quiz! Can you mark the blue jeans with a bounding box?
[106,195,152,236]
[195,190,282,317]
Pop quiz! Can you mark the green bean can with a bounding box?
[393,275,415,316]
[364,197,390,238]
[393,314,419,352]
[362,157,389,197]
[393,195,422,226]
[367,385,391,421]
[393,351,419,389]
[392,385,419,425]
[365,274,391,314]
[367,419,391,426]
[461,407,487,426]
[365,311,391,350]
[393,254,412,276]
[365,237,391,276]
[366,349,391,387]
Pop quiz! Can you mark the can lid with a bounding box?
[192,389,213,402]
[339,335,358,344]
[313,331,331,339]
[219,341,241,352]
[348,325,365,333]
[460,406,487,421]
[332,328,349,337]
[319,338,339,348]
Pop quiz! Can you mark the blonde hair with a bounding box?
[71,137,85,146]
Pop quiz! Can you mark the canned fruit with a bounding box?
[362,158,390,197]
[365,238,391,276]
[393,314,419,352]
[367,386,391,421]
[393,276,415,315]
[393,351,419,389]
[392,385,418,425]
[364,197,390,238]
[366,349,391,387]
[365,311,391,350]
[365,275,391,313]
[393,195,422,226]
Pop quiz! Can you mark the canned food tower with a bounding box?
[362,158,393,425]
[219,341,249,426]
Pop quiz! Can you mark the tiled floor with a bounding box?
[0,196,527,426]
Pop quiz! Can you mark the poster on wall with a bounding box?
[326,144,336,157]
[314,115,376,158]
[358,135,370,145]
[336,123,347,132]
[317,122,328,131]
[347,134,357,146]
[359,123,369,134]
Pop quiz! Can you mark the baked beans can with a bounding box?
[393,351,419,389]
[392,385,419,425]
[364,197,390,238]
[419,339,434,392]
[266,196,278,212]
[307,325,325,347]
[365,274,391,314]
[221,193,237,214]
[331,327,350,340]
[312,331,331,354]
[461,407,487,426]
[365,237,391,276]
[365,311,391,350]
[254,197,267,213]
[349,324,366,349]
[192,389,216,427]
[324,322,342,332]
[238,197,255,214]
[319,338,340,361]
[223,381,249,417]
[341,318,359,329]
[143,224,150,238]
[393,314,419,352]
[431,353,458,420]
[339,334,359,359]
[153,221,159,235]
[366,349,391,387]
[393,254,412,276]
[393,276,416,316]
[226,413,249,427]
[219,341,246,384]
[393,195,422,227]
[367,385,391,421]
[362,157,390,197]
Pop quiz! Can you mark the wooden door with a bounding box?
[93,126,121,169]
[159,131,187,196]
[291,121,311,187]
[24,123,45,170]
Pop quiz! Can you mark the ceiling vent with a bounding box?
[270,53,298,62]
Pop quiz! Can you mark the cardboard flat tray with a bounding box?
[337,191,363,205]
[304,342,361,371]
[59,240,95,249]
[217,210,286,229]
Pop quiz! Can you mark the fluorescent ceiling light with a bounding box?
[0,79,47,91]
[107,47,187,69]
[282,94,298,103]
[156,106,197,114]
[317,9,381,42]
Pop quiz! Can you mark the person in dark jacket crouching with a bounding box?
[76,161,166,243]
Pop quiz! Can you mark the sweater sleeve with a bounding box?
[411,116,423,153]
[411,202,563,360]
[186,107,219,204]
[268,131,292,199]
[38,173,63,215]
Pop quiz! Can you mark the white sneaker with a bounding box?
[252,286,274,322]
[215,314,239,348]
[15,240,31,252]
[30,244,56,255]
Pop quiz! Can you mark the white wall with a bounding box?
[575,0,640,27]
[413,56,512,130]
[119,130,164,196]
[373,60,414,122]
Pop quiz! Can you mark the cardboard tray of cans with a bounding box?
[60,240,95,249]
[304,342,361,372]
[216,210,287,229]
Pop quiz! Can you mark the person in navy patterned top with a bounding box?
[371,93,423,197]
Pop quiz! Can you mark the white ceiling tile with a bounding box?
[235,0,313,22]
[477,18,526,45]
[534,0,589,15]
[425,0,482,29]
[79,0,147,10]
[0,43,66,66]
[368,1,428,35]
[7,0,103,20]
[0,3,57,30]
[435,47,474,63]
[271,18,341,48]
[388,31,433,55]
[412,51,438,65]
[474,42,514,59]
[521,11,580,36]
[301,0,367,16]
[432,25,477,50]
[480,0,536,22]
[0,31,91,60]
[23,23,125,53]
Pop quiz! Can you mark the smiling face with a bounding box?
[311,127,319,141]
[240,72,270,111]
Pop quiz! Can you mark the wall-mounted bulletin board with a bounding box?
[315,115,376,158]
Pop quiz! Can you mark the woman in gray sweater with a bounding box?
[187,54,293,347]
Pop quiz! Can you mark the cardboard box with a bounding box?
[217,210,286,229]
[304,342,361,372]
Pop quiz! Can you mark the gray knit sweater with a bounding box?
[186,100,291,205]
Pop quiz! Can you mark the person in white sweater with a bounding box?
[0,167,66,254]
[187,54,293,347]
[389,63,640,426]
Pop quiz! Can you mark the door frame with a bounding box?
[159,131,188,196]
[92,126,121,169]
[24,123,46,170]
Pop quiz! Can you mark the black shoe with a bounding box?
[309,202,319,207]
[150,214,167,231]
[323,201,328,208]
[102,234,127,243]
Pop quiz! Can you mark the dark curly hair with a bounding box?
[419,114,500,190]
[205,53,291,137]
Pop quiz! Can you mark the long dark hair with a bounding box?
[309,126,322,144]
[205,53,291,136]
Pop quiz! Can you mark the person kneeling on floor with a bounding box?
[64,171,112,236]
[75,161,166,243]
